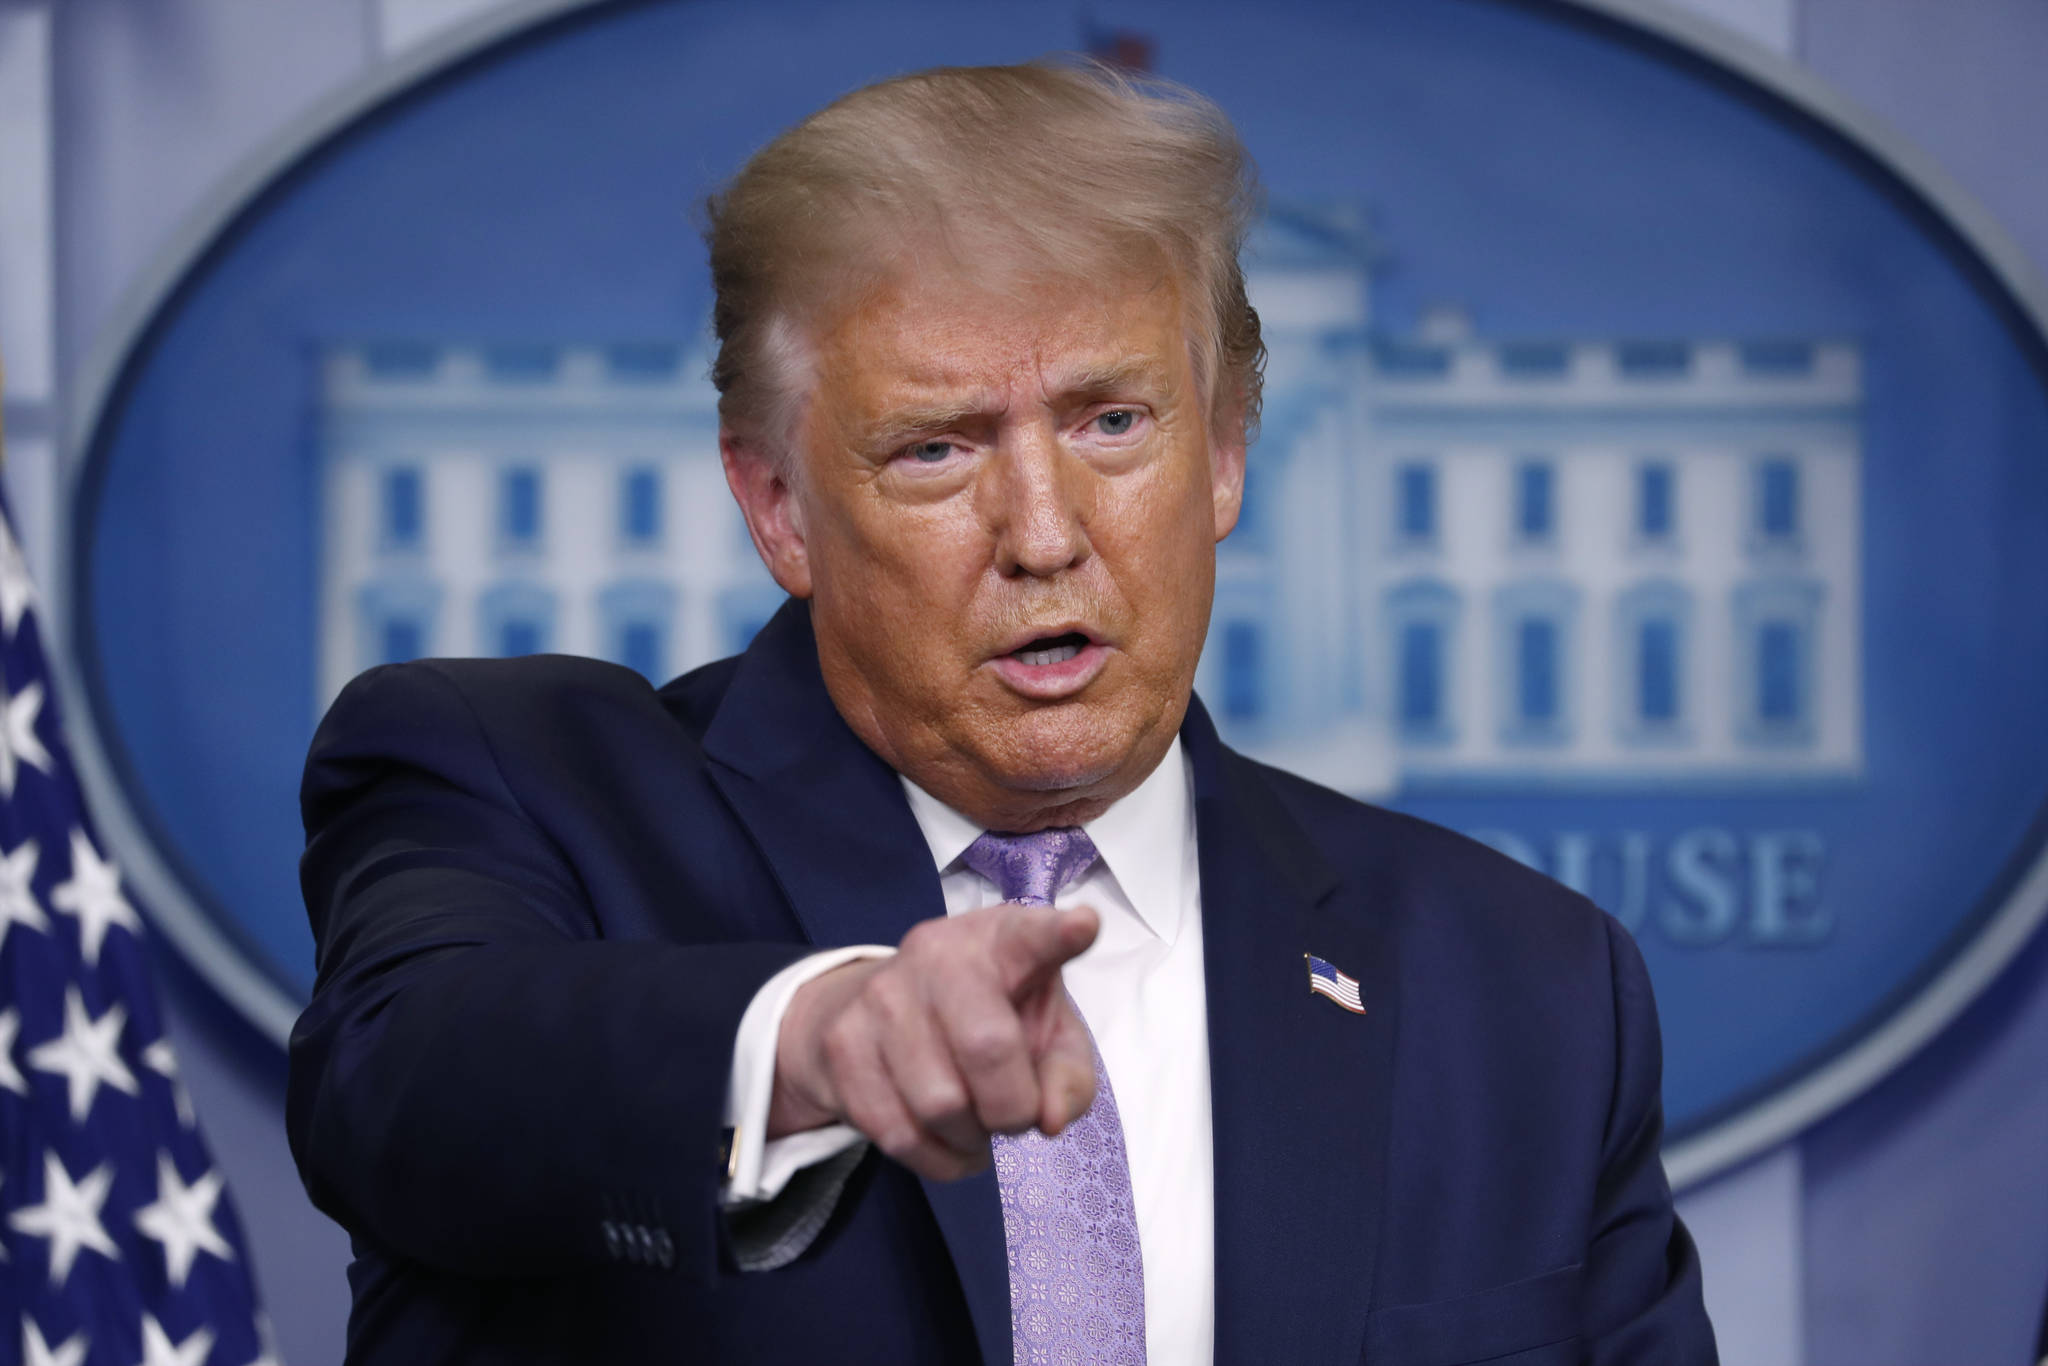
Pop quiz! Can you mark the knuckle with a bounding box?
[865,975,919,1030]
[899,919,948,960]
[843,1095,907,1153]
[819,1017,863,1073]
[909,1078,971,1127]
[954,1019,1022,1071]
[874,1125,924,1164]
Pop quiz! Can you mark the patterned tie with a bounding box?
[961,828,1147,1366]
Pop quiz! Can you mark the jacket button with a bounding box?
[602,1220,622,1260]
[654,1229,675,1269]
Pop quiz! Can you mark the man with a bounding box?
[290,61,1715,1365]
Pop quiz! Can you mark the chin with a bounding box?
[982,703,1149,795]
[996,755,1120,795]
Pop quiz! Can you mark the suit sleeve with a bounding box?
[1584,915,1720,1364]
[287,661,811,1283]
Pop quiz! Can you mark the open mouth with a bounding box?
[989,627,1107,699]
[1009,632,1092,667]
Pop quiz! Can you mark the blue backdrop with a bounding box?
[73,0,2048,1154]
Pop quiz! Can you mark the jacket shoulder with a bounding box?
[303,653,743,831]
[317,651,742,748]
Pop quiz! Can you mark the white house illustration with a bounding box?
[316,204,1863,797]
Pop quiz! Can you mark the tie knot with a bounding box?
[960,827,1099,906]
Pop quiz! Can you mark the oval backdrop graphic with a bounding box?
[68,0,2048,1185]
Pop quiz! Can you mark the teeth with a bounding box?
[1017,643,1083,667]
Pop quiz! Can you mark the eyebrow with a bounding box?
[859,399,996,452]
[1051,358,1169,406]
[859,359,1168,451]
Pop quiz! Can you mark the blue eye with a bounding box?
[908,441,954,463]
[1095,410,1136,435]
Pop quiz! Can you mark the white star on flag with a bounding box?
[136,1315,214,1366]
[0,514,36,640]
[143,1037,197,1128]
[0,1007,27,1095]
[8,1151,119,1285]
[51,828,141,967]
[28,986,139,1122]
[134,1152,234,1288]
[0,495,266,1350]
[0,837,46,952]
[0,679,53,798]
[22,1319,88,1366]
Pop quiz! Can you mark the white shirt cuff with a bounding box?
[721,944,895,1206]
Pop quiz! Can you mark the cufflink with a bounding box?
[719,1126,739,1183]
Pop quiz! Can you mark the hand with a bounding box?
[768,903,1101,1181]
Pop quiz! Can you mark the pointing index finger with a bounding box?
[992,902,1100,999]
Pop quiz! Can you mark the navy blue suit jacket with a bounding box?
[291,600,1714,1365]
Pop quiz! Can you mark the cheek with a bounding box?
[859,509,988,622]
[816,500,986,666]
[812,481,927,585]
[1102,469,1217,602]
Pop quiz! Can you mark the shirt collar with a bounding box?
[899,736,1191,944]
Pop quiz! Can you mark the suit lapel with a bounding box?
[703,602,1015,1366]
[702,600,945,948]
[1185,702,1396,1366]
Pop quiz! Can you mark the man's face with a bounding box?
[726,265,1244,830]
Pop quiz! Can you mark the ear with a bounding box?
[1209,409,1248,543]
[722,431,814,598]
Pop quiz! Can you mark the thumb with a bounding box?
[991,902,1100,1000]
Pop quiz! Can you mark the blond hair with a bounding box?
[705,60,1265,462]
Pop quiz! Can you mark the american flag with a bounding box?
[0,495,272,1365]
[1305,954,1365,1014]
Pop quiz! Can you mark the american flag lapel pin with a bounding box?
[1305,953,1366,1014]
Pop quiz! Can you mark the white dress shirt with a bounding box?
[722,738,1215,1364]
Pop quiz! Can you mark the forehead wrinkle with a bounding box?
[822,309,1013,448]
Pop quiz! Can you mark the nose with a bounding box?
[983,425,1091,579]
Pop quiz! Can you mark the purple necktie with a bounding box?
[961,828,1147,1366]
